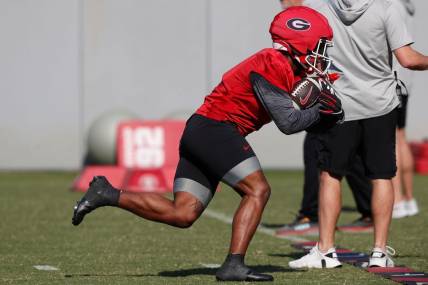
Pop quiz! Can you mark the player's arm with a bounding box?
[250,71,320,135]
[385,2,428,71]
[394,45,428,71]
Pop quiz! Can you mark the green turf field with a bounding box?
[0,171,427,284]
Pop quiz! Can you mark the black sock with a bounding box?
[106,187,120,206]
[88,176,120,207]
[217,254,250,279]
[224,254,245,266]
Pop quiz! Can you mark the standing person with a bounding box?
[72,7,342,281]
[392,0,419,219]
[277,132,373,236]
[289,0,428,269]
[277,0,373,237]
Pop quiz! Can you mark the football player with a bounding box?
[72,7,342,282]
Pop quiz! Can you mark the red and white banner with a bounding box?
[117,120,185,169]
[411,141,428,175]
[73,120,186,192]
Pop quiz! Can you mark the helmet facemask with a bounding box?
[273,38,334,76]
[305,38,334,76]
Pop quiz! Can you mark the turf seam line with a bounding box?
[200,263,221,269]
[33,265,59,271]
[203,209,309,243]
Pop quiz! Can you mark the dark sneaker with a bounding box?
[338,216,373,233]
[216,254,273,282]
[275,216,318,236]
[72,176,120,226]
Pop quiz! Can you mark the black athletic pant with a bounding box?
[299,132,372,222]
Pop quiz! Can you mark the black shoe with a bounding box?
[276,215,318,236]
[337,216,373,233]
[215,254,273,282]
[72,176,120,226]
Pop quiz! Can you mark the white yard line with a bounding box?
[33,265,59,271]
[200,263,221,269]
[203,209,309,243]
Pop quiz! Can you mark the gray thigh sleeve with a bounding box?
[173,178,214,208]
[222,156,262,187]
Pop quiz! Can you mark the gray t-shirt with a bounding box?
[312,0,414,121]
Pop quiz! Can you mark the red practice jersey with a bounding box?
[196,48,300,136]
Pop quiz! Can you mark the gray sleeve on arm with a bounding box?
[250,72,320,135]
[385,1,414,50]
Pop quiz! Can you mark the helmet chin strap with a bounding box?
[292,55,313,76]
[273,42,313,75]
[273,43,306,74]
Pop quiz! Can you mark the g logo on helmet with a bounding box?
[286,18,311,31]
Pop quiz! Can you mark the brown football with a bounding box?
[290,77,322,109]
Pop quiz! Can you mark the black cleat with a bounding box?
[72,176,120,226]
[216,254,273,282]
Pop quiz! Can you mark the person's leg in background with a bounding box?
[288,170,343,269]
[276,132,319,236]
[289,111,397,269]
[288,169,344,269]
[363,110,397,267]
[318,171,342,252]
[338,154,373,232]
[281,132,374,235]
[392,129,407,218]
[317,121,360,253]
[393,129,418,218]
[299,132,321,221]
[392,94,418,218]
[347,155,372,218]
[397,128,418,215]
[289,121,360,269]
[370,179,394,249]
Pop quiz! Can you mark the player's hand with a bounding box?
[318,78,344,122]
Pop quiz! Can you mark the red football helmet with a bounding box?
[270,6,334,75]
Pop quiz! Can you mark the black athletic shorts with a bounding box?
[173,114,261,206]
[396,95,408,129]
[319,109,397,179]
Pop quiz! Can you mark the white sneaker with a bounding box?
[368,246,395,267]
[392,201,407,219]
[289,244,342,269]
[405,199,419,216]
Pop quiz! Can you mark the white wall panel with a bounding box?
[83,0,208,128]
[0,0,81,169]
[0,0,427,169]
